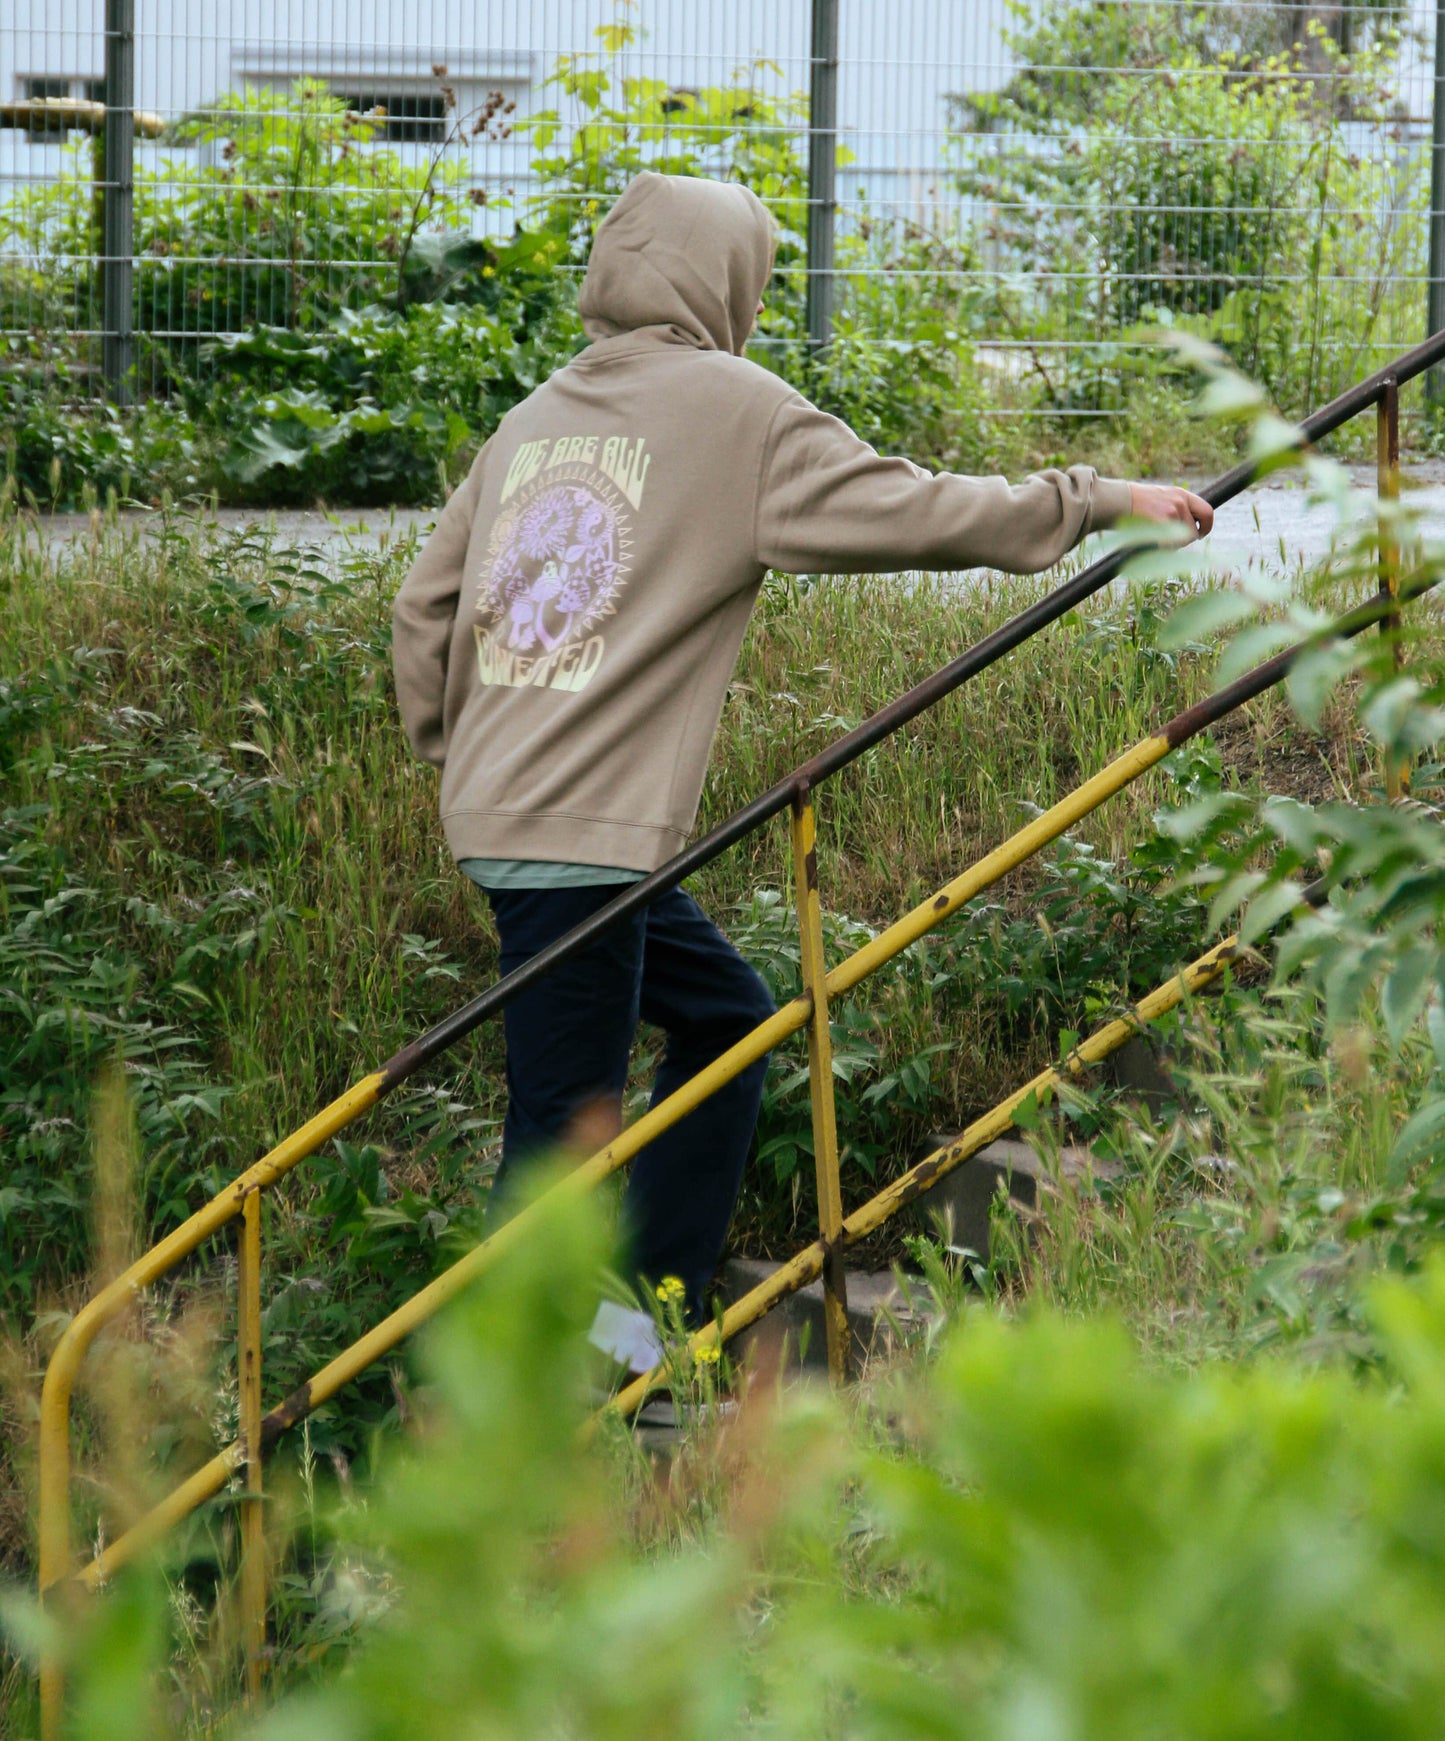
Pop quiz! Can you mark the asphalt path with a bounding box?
[1200,461,1444,576]
[31,461,1445,579]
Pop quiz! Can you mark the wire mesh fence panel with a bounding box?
[1,0,1439,496]
[940,0,1437,421]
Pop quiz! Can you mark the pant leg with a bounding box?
[621,886,776,1320]
[485,884,645,1217]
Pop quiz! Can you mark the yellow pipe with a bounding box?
[841,935,1238,1242]
[791,790,851,1386]
[238,1191,265,1701]
[602,935,1239,1422]
[39,1071,385,1631]
[258,1000,816,1413]
[80,1448,242,1592]
[827,736,1171,1000]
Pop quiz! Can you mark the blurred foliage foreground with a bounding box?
[10,1188,1445,1738]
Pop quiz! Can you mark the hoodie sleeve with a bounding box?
[391,451,484,767]
[753,393,1134,577]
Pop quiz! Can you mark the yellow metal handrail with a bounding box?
[33,341,1430,1737]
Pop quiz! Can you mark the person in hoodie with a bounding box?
[392,171,1213,1369]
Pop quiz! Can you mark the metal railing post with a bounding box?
[237,1190,265,1702]
[790,785,850,1384]
[38,1618,63,1740]
[1378,379,1406,798]
[101,0,136,406]
[37,1391,73,1741]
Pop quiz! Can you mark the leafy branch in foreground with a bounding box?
[13,1186,1445,1736]
[1144,362,1445,1185]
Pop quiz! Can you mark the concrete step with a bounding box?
[717,1256,936,1376]
[901,1134,1122,1264]
[712,1138,1122,1379]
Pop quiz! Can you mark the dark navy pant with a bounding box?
[484,883,775,1321]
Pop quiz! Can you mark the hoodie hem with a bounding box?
[441,809,688,874]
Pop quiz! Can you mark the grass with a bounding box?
[0,483,1422,1595]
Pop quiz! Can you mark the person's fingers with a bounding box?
[1186,491,1214,535]
[1127,482,1213,538]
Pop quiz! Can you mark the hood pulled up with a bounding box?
[577,172,775,357]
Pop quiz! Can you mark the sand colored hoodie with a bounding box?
[392,172,1133,872]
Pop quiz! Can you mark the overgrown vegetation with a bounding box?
[4,2,1445,1723]
[0,503,1260,1351]
[950,3,1424,418]
[0,415,1429,1621]
[11,1172,1445,1734]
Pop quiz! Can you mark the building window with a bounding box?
[337,91,447,143]
[19,75,104,140]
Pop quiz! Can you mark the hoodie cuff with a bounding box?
[1087,476,1135,532]
[1086,477,1142,529]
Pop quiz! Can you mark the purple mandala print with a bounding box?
[479,475,628,659]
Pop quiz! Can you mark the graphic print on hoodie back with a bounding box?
[392,172,1133,874]
[473,431,651,696]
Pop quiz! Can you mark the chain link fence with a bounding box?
[1,1,1441,496]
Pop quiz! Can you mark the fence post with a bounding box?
[238,1191,266,1701]
[806,0,839,351]
[102,0,135,406]
[790,785,851,1385]
[1430,0,1445,402]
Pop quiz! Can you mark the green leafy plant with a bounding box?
[137,80,476,349]
[520,14,811,264]
[15,1186,1445,1736]
[202,230,577,499]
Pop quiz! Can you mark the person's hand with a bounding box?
[1128,482,1214,542]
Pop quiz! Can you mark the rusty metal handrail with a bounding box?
[596,931,1246,1430]
[34,331,1437,1735]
